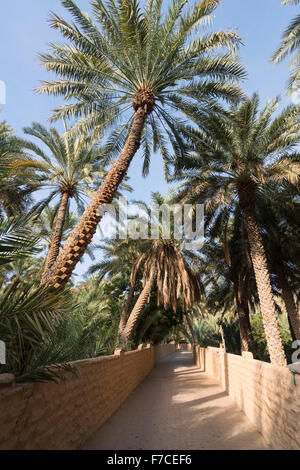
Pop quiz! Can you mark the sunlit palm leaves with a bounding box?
[272,0,300,92]
[38,0,245,174]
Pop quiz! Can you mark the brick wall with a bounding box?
[0,345,160,450]
[195,346,300,450]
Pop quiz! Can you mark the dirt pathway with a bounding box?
[81,350,269,450]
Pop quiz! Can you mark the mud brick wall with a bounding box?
[195,346,300,450]
[0,345,158,450]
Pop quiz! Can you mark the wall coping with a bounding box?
[0,344,162,393]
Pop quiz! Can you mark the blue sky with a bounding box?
[0,0,297,279]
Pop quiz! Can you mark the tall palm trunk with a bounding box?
[275,258,300,340]
[43,107,147,289]
[41,191,69,283]
[239,185,286,366]
[120,271,155,349]
[233,277,253,352]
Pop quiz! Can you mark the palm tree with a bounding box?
[117,192,204,347]
[272,0,300,93]
[22,122,121,281]
[120,238,203,348]
[34,206,77,254]
[0,118,37,217]
[90,192,204,348]
[174,94,300,365]
[38,0,245,289]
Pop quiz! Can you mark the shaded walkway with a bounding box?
[81,351,269,450]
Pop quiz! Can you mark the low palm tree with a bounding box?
[38,0,245,289]
[116,193,204,348]
[174,94,300,365]
[22,122,122,282]
[88,236,148,336]
[120,238,203,348]
[272,0,300,93]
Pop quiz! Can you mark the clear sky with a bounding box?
[0,0,297,279]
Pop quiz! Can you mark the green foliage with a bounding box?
[0,116,39,218]
[0,282,77,382]
[133,299,185,346]
[72,276,121,355]
[251,313,293,363]
[192,315,221,348]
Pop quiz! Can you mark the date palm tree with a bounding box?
[120,238,203,348]
[38,0,245,289]
[173,94,300,365]
[272,0,300,92]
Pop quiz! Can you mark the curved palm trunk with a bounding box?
[117,254,145,338]
[239,187,286,366]
[120,272,155,349]
[118,284,137,336]
[276,260,300,340]
[43,107,147,289]
[41,191,69,283]
[179,326,193,345]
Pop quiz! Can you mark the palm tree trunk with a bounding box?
[43,107,148,289]
[239,186,286,366]
[276,260,300,340]
[233,278,253,352]
[120,272,155,349]
[236,299,253,352]
[41,191,69,283]
[117,254,145,338]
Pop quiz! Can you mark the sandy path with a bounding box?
[81,350,269,450]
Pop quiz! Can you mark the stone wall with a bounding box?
[195,346,300,450]
[0,345,161,450]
